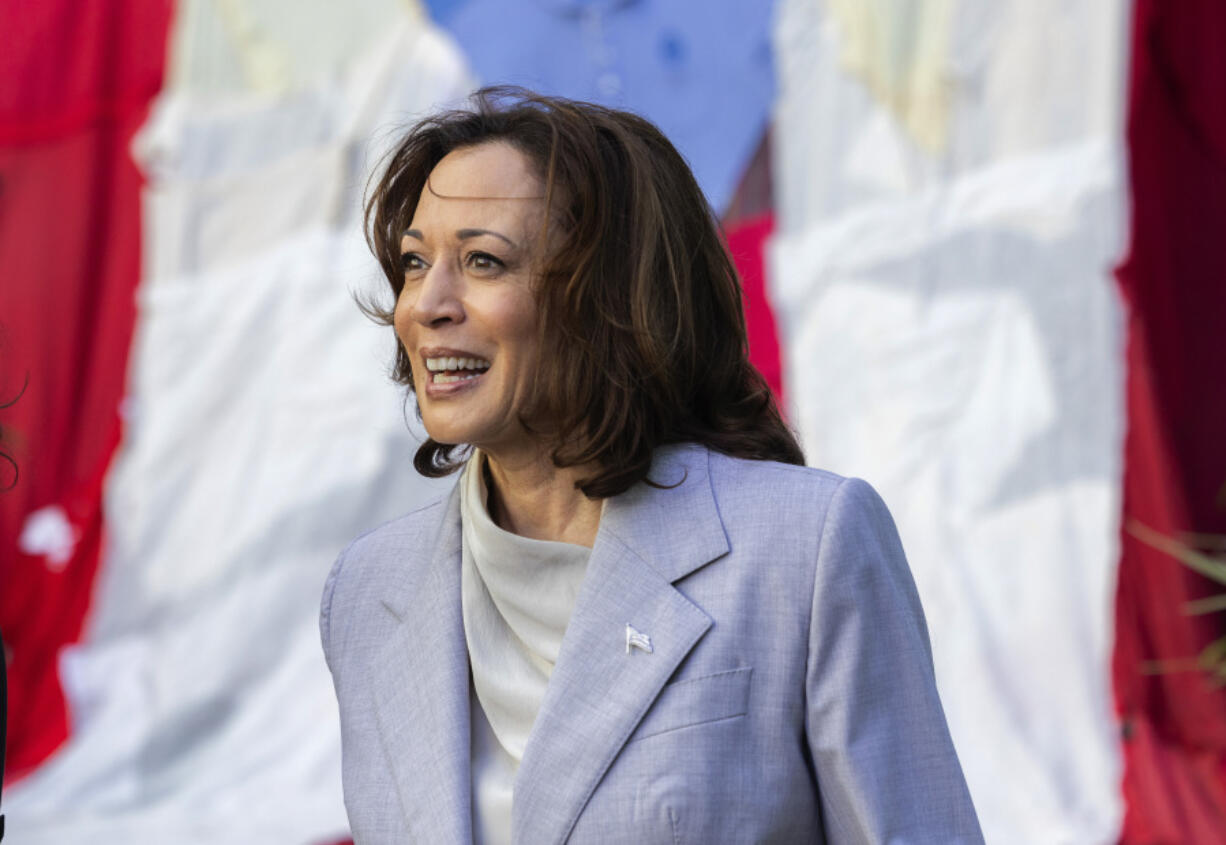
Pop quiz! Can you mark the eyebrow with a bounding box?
[402,228,518,248]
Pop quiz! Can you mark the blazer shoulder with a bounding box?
[704,449,857,509]
[704,451,900,566]
[320,490,454,669]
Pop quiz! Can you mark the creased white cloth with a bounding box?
[460,454,592,845]
[769,1,1127,843]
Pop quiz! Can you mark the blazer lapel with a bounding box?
[370,486,473,844]
[512,445,729,845]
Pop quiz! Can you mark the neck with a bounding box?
[481,447,602,547]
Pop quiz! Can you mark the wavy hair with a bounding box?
[363,87,803,497]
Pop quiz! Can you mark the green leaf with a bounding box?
[1127,519,1226,587]
[1196,636,1226,671]
[1178,532,1226,552]
[1183,594,1226,616]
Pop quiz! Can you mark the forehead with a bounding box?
[407,144,553,255]
[407,142,547,242]
[425,141,542,200]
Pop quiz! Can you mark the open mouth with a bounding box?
[425,355,491,384]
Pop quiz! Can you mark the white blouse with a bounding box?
[459,453,592,845]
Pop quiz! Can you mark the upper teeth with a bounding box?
[425,356,490,372]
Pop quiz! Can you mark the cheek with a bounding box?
[392,296,421,383]
[392,293,414,347]
[502,293,541,360]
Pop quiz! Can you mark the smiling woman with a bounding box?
[322,87,983,844]
[393,142,546,466]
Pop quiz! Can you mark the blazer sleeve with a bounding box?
[805,477,983,844]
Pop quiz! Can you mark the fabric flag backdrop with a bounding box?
[0,0,175,789]
[770,0,1128,840]
[2,1,1225,843]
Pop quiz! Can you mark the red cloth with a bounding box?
[0,0,172,781]
[1114,0,1226,840]
[725,213,786,408]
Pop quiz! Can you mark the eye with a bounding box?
[400,252,427,274]
[465,251,505,273]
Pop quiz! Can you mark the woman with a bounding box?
[321,88,982,844]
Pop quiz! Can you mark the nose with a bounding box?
[406,262,464,327]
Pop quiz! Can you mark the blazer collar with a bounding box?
[371,444,729,844]
[513,444,729,844]
[598,443,731,582]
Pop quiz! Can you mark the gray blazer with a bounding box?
[321,444,982,843]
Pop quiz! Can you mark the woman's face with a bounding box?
[394,141,548,457]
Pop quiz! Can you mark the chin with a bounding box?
[420,414,486,448]
[420,422,467,446]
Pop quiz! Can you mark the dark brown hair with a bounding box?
[364,86,803,497]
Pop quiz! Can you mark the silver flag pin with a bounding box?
[625,623,653,655]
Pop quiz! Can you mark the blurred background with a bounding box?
[2,0,1225,842]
